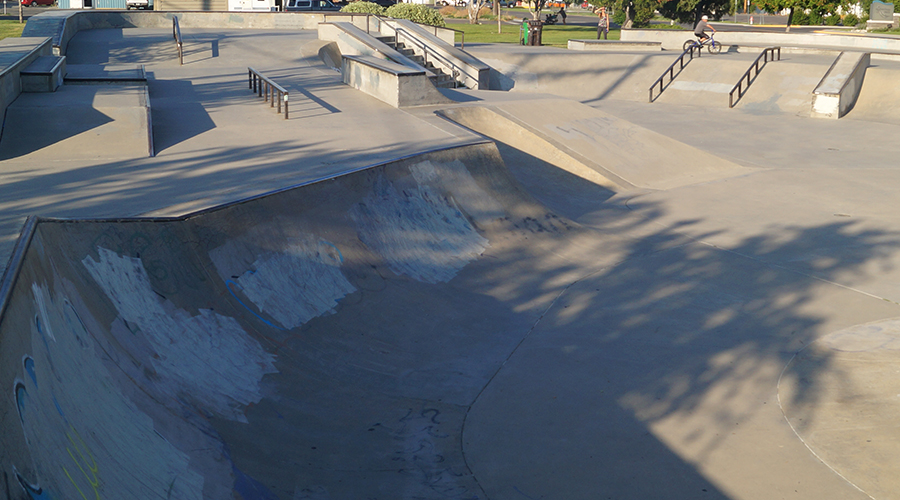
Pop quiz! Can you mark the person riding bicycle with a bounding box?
[693,15,716,44]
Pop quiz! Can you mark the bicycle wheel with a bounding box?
[708,40,722,54]
[683,39,697,52]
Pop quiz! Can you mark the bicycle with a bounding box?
[683,33,722,54]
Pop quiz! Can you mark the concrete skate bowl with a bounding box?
[3,136,881,500]
[0,141,665,500]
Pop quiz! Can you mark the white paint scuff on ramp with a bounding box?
[83,247,278,423]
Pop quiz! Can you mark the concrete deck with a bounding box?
[3,18,900,500]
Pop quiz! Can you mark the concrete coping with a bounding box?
[814,51,868,95]
[342,54,425,76]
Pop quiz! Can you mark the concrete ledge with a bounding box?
[621,29,900,55]
[342,54,451,108]
[319,21,431,75]
[811,51,870,119]
[0,37,53,121]
[568,39,662,51]
[20,55,65,93]
[22,11,382,56]
[866,20,893,30]
[64,63,147,85]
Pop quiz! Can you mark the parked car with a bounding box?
[126,0,152,9]
[435,0,465,5]
[285,0,340,10]
[20,0,55,6]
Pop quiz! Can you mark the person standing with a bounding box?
[597,6,609,39]
[558,5,567,24]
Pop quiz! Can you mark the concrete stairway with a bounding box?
[375,34,460,88]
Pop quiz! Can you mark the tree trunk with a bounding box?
[785,7,793,32]
[623,2,633,28]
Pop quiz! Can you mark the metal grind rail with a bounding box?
[729,47,781,108]
[648,45,702,102]
[248,68,289,119]
[173,16,183,65]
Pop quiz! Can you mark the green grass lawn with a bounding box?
[0,20,25,40]
[452,22,619,47]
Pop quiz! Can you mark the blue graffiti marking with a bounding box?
[53,395,65,418]
[24,357,37,387]
[14,382,27,423]
[318,240,344,264]
[15,469,53,500]
[225,280,287,331]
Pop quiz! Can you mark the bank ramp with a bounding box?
[438,98,750,191]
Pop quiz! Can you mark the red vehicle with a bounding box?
[21,0,55,6]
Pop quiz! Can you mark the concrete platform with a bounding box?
[4,16,900,500]
[0,84,152,161]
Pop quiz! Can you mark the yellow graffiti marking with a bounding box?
[62,427,101,500]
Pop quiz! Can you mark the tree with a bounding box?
[753,0,842,31]
[615,0,656,27]
[468,0,491,23]
[529,0,548,20]
[657,0,734,24]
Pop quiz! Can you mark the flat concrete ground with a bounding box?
[3,24,900,500]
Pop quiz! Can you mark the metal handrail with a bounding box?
[648,45,701,102]
[248,68,289,119]
[356,15,465,49]
[729,46,780,108]
[172,15,183,65]
[386,25,478,88]
[441,26,465,49]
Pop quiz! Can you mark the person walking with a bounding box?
[558,5,567,24]
[597,6,609,39]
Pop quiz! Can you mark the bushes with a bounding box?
[385,3,447,26]
[807,10,823,24]
[790,10,809,24]
[842,13,859,26]
[824,14,841,25]
[340,1,385,14]
[439,5,462,16]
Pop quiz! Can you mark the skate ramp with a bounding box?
[0,84,152,161]
[0,142,610,500]
[733,53,840,116]
[438,98,750,191]
[654,53,761,107]
[0,127,893,500]
[466,46,680,103]
[844,61,900,125]
[655,52,835,116]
